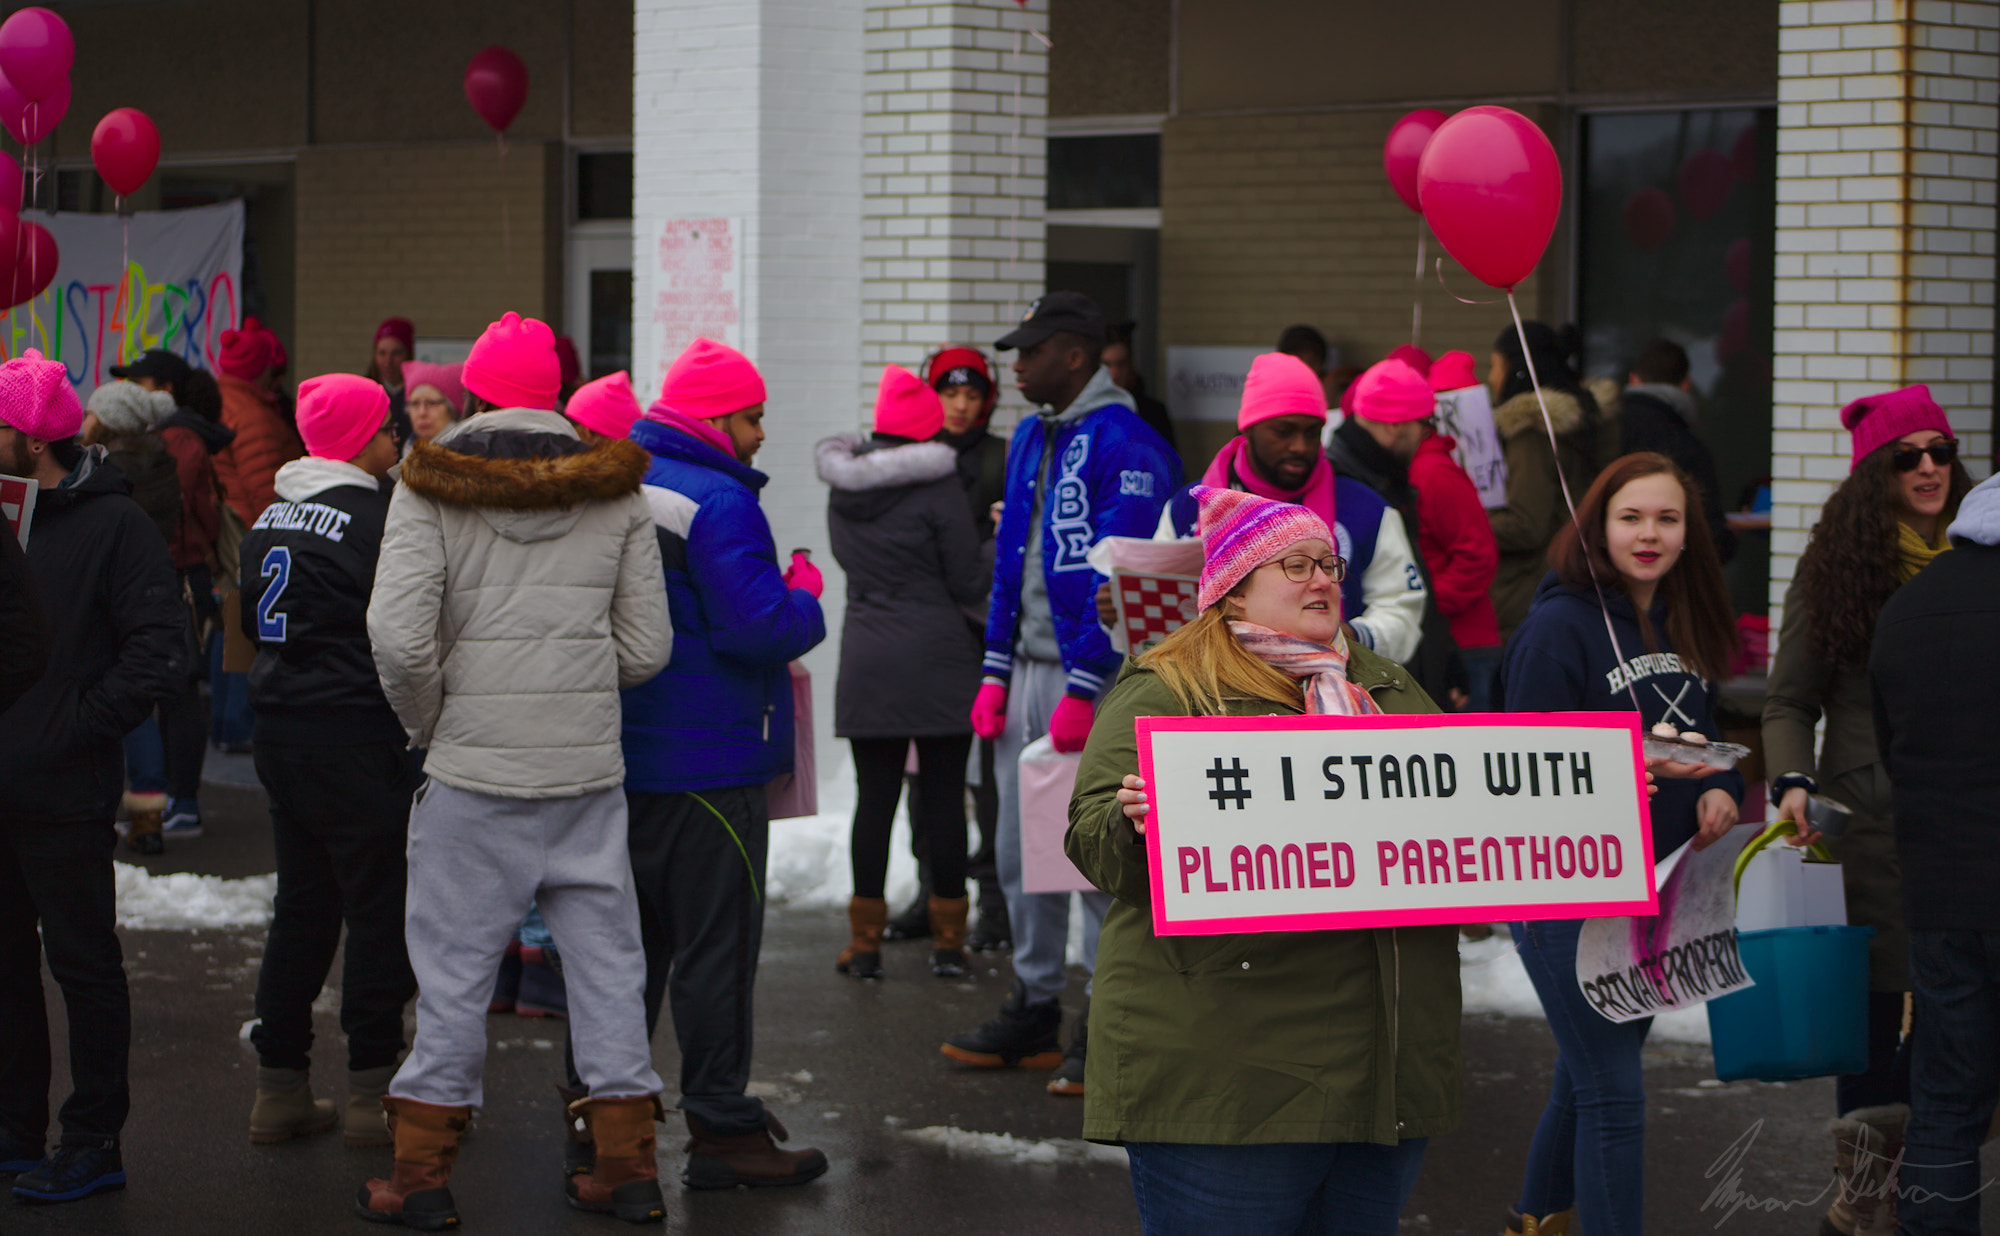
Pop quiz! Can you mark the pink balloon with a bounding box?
[1621,187,1675,252]
[0,7,70,103]
[3,220,56,308]
[91,108,161,197]
[0,150,19,213]
[1724,237,1752,295]
[464,46,529,134]
[0,212,20,285]
[0,70,66,145]
[1677,149,1734,221]
[1382,108,1448,215]
[1415,106,1562,291]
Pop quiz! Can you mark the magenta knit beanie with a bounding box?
[1348,358,1436,424]
[873,365,944,440]
[657,337,766,420]
[297,374,389,463]
[1839,384,1954,472]
[1429,350,1478,392]
[567,371,642,440]
[400,360,467,416]
[1194,484,1335,611]
[1237,352,1328,430]
[463,312,561,411]
[0,348,82,442]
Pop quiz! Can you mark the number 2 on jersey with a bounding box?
[256,546,292,642]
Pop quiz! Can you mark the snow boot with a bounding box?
[516,952,569,1019]
[966,876,1012,952]
[489,939,522,1013]
[123,791,166,856]
[356,1097,468,1230]
[558,1085,596,1178]
[565,1095,666,1223]
[928,895,969,977]
[1502,1209,1572,1235]
[1823,1103,1907,1236]
[835,897,887,980]
[1047,1007,1087,1096]
[346,1064,399,1148]
[941,978,1063,1069]
[249,1066,339,1144]
[682,1112,828,1189]
[883,876,933,941]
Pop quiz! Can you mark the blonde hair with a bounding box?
[1136,606,1303,715]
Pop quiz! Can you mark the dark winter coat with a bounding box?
[1620,384,1736,564]
[100,432,182,550]
[240,458,404,747]
[0,519,48,714]
[1871,478,2000,931]
[817,435,986,739]
[159,409,232,571]
[1488,388,1599,640]
[0,450,192,825]
[1328,418,1457,702]
[942,426,1008,624]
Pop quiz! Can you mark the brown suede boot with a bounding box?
[1503,1208,1572,1235]
[565,1095,666,1223]
[355,1097,469,1230]
[835,897,887,980]
[557,1084,595,1178]
[249,1066,338,1144]
[1824,1104,1907,1236]
[682,1112,829,1189]
[345,1065,398,1148]
[123,791,167,856]
[928,895,970,977]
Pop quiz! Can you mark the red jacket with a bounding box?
[159,422,222,571]
[1410,434,1499,650]
[215,376,304,524]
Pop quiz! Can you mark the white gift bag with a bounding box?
[1018,735,1094,894]
[1733,824,1847,933]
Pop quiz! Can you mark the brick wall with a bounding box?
[1770,0,1998,621]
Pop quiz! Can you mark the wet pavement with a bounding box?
[17,755,2000,1234]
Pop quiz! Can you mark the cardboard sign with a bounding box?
[1110,570,1199,655]
[1573,824,1758,1022]
[1432,383,1509,508]
[1,475,36,548]
[1135,712,1654,936]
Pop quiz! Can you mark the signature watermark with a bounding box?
[1700,1119,1997,1228]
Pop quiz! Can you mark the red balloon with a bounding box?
[3,220,56,308]
[0,70,65,145]
[464,47,529,134]
[91,108,161,197]
[0,150,19,213]
[0,212,20,284]
[1382,108,1448,215]
[0,7,70,103]
[1677,148,1734,221]
[1415,106,1562,291]
[1724,237,1752,295]
[1621,187,1675,252]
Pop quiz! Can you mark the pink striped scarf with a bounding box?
[1228,621,1382,717]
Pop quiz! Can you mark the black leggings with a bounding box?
[849,735,972,900]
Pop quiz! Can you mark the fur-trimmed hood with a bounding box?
[1491,386,1586,440]
[398,407,651,544]
[816,433,958,523]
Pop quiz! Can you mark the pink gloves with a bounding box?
[1048,694,1095,754]
[971,681,1008,740]
[784,550,823,599]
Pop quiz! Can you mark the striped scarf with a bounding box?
[1228,621,1382,717]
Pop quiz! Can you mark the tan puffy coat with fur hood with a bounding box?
[367,408,671,798]
[1486,386,1600,640]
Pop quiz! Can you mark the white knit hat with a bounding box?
[86,379,177,436]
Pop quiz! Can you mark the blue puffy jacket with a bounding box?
[984,371,1180,699]
[621,420,826,792]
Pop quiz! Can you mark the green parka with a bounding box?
[1487,387,1598,641]
[1065,644,1462,1146]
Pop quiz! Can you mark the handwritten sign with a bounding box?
[648,216,742,388]
[1573,824,1757,1022]
[1165,346,1265,423]
[1433,383,1509,508]
[1135,712,1655,936]
[1,475,36,548]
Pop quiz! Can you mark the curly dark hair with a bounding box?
[1794,440,1972,670]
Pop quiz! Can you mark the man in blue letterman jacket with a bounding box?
[946,292,1180,1094]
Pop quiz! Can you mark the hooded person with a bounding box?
[360,312,675,1228]
[214,316,306,524]
[815,366,987,982]
[1619,339,1736,564]
[369,318,416,448]
[608,335,830,1188]
[0,349,190,1205]
[236,374,421,1152]
[1152,351,1428,665]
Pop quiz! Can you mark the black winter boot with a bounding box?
[1047,1006,1087,1095]
[940,978,1062,1068]
[966,876,1012,952]
[883,878,933,941]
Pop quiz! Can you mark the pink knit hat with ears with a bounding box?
[566,371,642,440]
[657,337,766,420]
[873,365,944,440]
[296,374,390,463]
[0,348,82,442]
[463,312,561,411]
[1237,352,1329,430]
[1839,384,1954,472]
[1193,484,1335,611]
[1429,350,1478,392]
[400,360,467,416]
[1348,358,1436,424]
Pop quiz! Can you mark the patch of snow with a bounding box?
[1458,928,1712,1046]
[902,1126,1129,1168]
[115,861,275,930]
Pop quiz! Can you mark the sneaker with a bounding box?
[1047,1012,1087,1096]
[161,797,202,839]
[12,1142,126,1203]
[941,978,1063,1069]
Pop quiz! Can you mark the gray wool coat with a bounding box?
[817,434,987,739]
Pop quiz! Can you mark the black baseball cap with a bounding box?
[108,349,194,385]
[994,291,1107,351]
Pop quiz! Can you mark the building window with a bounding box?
[588,268,632,381]
[577,151,633,221]
[1047,134,1159,211]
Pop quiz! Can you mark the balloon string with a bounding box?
[1505,289,1645,716]
[1434,258,1504,305]
[1411,218,1425,347]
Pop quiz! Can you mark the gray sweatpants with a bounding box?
[390,781,663,1108]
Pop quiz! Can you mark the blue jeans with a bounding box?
[1901,929,2000,1236]
[207,632,253,747]
[1511,918,1650,1235]
[1461,645,1502,714]
[1126,1138,1428,1236]
[517,904,553,951]
[123,717,170,796]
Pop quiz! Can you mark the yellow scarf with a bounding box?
[1896,520,1950,583]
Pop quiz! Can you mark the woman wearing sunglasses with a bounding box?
[1066,485,1461,1236]
[1762,385,1972,1235]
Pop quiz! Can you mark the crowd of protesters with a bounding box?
[0,290,1993,1236]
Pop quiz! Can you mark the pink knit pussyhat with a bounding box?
[0,348,83,442]
[873,365,944,440]
[1428,350,1478,392]
[656,337,766,420]
[1193,484,1335,611]
[1237,352,1327,430]
[1348,358,1436,424]
[567,371,642,440]
[462,311,561,411]
[296,374,390,463]
[400,360,467,416]
[1839,384,1954,472]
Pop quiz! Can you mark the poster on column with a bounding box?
[647,216,742,393]
[0,201,244,405]
[1134,712,1656,937]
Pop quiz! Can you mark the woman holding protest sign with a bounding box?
[1498,452,1744,1236]
[1066,485,1460,1236]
